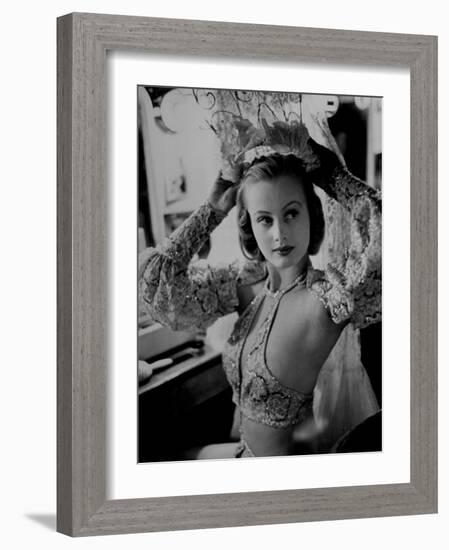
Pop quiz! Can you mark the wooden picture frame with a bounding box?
[57,12,437,536]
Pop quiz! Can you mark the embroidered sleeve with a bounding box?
[138,201,242,332]
[309,166,382,329]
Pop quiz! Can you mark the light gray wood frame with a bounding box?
[57,12,438,537]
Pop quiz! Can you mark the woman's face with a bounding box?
[244,175,310,270]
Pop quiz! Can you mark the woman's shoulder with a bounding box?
[305,264,353,328]
[290,277,337,331]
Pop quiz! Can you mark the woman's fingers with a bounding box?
[216,175,235,191]
[209,174,238,213]
[307,137,339,171]
[222,184,238,211]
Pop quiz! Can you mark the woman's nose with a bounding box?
[273,221,287,243]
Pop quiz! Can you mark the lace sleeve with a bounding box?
[309,165,382,329]
[138,201,241,332]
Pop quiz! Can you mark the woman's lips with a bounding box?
[274,246,294,256]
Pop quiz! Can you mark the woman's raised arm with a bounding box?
[139,198,239,332]
[139,175,264,332]
[306,139,382,329]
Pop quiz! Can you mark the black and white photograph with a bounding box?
[1,0,442,543]
[137,86,382,462]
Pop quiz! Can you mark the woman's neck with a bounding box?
[266,255,309,292]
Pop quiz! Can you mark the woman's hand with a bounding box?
[305,137,341,193]
[207,173,239,215]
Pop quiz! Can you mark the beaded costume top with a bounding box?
[222,272,314,429]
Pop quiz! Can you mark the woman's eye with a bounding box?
[285,209,299,220]
[256,216,272,226]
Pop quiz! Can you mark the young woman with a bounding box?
[139,133,381,459]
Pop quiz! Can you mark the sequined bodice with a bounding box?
[222,275,314,429]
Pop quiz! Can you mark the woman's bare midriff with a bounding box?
[240,416,296,456]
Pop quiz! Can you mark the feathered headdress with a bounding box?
[217,117,321,182]
[191,89,343,183]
